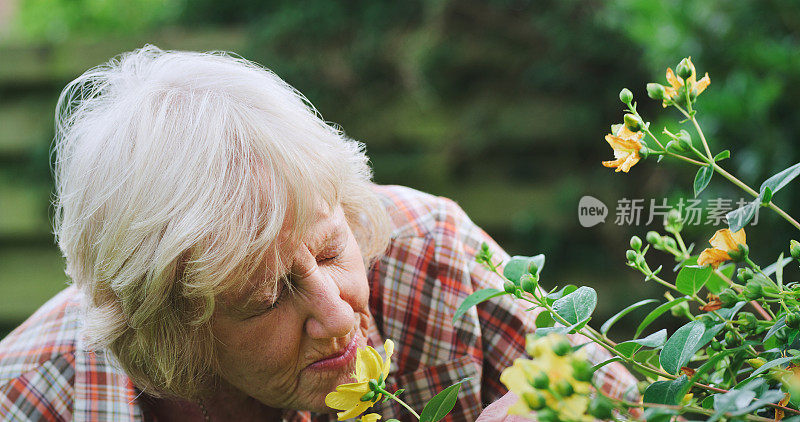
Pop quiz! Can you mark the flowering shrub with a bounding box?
[329,58,800,421]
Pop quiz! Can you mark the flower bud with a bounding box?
[588,396,615,420]
[665,209,683,233]
[639,146,650,159]
[571,359,594,382]
[727,244,748,262]
[709,340,723,351]
[737,312,757,329]
[522,391,546,410]
[677,130,692,151]
[787,312,800,329]
[520,274,538,294]
[646,231,661,245]
[737,268,754,283]
[646,83,666,100]
[624,113,642,132]
[536,409,559,422]
[552,338,572,356]
[718,288,740,307]
[504,281,516,294]
[666,140,685,153]
[747,357,766,369]
[553,379,574,396]
[744,280,762,300]
[724,330,741,347]
[531,371,550,389]
[513,288,523,299]
[791,239,800,260]
[676,58,695,80]
[527,261,539,275]
[619,88,633,104]
[625,249,637,263]
[630,236,642,251]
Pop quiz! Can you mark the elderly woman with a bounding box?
[0,46,635,421]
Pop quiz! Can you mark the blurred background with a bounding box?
[1,0,799,339]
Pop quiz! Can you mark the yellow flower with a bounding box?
[500,334,594,421]
[662,57,711,107]
[360,414,381,422]
[602,124,644,173]
[325,340,394,421]
[697,228,747,268]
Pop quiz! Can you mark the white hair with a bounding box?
[52,45,390,398]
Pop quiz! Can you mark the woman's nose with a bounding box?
[303,271,356,339]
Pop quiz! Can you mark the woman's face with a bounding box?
[211,203,371,413]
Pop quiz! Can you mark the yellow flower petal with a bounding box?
[696,73,711,95]
[666,67,682,90]
[337,400,373,421]
[507,397,533,415]
[361,413,382,422]
[355,346,383,381]
[709,228,746,252]
[697,247,730,268]
[500,359,537,393]
[364,346,384,380]
[325,383,370,410]
[382,340,394,378]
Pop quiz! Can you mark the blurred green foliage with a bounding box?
[1,0,798,338]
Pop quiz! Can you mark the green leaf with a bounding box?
[600,299,659,335]
[693,165,714,197]
[726,200,759,232]
[503,255,545,283]
[736,356,797,387]
[760,162,800,196]
[536,316,591,336]
[676,265,713,295]
[419,381,464,422]
[452,288,503,323]
[614,329,668,358]
[552,286,597,325]
[713,150,730,162]
[660,320,706,375]
[642,408,678,422]
[730,390,786,417]
[711,390,756,422]
[764,315,787,342]
[643,375,691,405]
[764,256,792,277]
[545,285,577,303]
[706,264,735,294]
[535,310,555,328]
[635,297,690,338]
[592,357,624,372]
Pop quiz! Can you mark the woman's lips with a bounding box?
[306,334,358,371]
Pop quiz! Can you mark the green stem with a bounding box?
[596,386,774,422]
[672,105,800,232]
[641,125,705,166]
[377,387,420,420]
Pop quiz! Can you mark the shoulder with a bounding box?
[371,184,472,240]
[0,286,143,420]
[0,286,82,384]
[0,286,82,418]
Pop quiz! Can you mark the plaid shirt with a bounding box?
[0,185,637,421]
